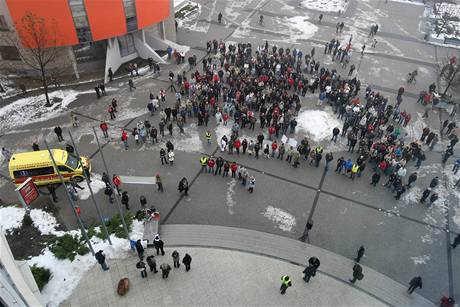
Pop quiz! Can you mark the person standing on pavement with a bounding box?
[407,276,422,294]
[178,177,189,196]
[172,250,180,268]
[128,79,136,91]
[370,172,381,186]
[302,264,316,283]
[160,263,172,279]
[451,234,460,249]
[100,121,109,138]
[121,191,130,210]
[349,263,363,284]
[135,240,144,259]
[355,246,365,263]
[154,235,165,255]
[136,259,147,278]
[146,255,158,273]
[156,173,164,192]
[280,275,292,294]
[95,250,109,271]
[182,253,192,271]
[54,126,64,142]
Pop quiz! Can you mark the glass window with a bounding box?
[13,167,55,178]
[65,154,79,169]
[58,165,73,172]
[118,34,135,57]
[0,46,20,61]
[0,15,8,31]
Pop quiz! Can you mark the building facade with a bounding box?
[0,0,181,82]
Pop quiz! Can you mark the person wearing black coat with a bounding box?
[370,173,380,186]
[121,191,130,210]
[302,265,316,283]
[408,276,422,294]
[153,235,165,255]
[355,246,365,263]
[308,256,320,269]
[135,239,144,259]
[182,253,192,271]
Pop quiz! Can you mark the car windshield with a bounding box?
[65,154,80,170]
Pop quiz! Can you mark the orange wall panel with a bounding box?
[135,0,170,29]
[5,0,79,48]
[84,0,127,41]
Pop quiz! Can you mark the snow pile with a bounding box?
[0,89,93,130]
[285,16,319,41]
[28,220,144,307]
[0,205,145,307]
[30,209,64,235]
[301,0,349,13]
[174,0,189,9]
[0,206,25,232]
[429,2,460,42]
[262,205,296,232]
[77,173,107,200]
[226,179,237,215]
[296,109,341,142]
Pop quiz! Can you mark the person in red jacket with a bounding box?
[121,130,129,150]
[112,174,122,195]
[230,162,238,178]
[100,122,109,138]
[234,139,241,155]
[207,157,216,174]
[223,113,229,126]
[271,140,278,158]
[268,126,276,140]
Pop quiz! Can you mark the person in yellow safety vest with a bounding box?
[280,275,292,294]
[350,163,360,180]
[315,146,323,154]
[205,131,212,145]
[200,156,208,173]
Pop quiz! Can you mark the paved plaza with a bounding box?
[1,0,459,305]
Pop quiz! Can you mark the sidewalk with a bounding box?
[61,225,435,307]
[62,247,386,307]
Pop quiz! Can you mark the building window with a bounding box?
[0,46,21,61]
[118,34,135,57]
[0,15,9,31]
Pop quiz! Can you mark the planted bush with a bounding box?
[50,234,90,261]
[30,265,51,291]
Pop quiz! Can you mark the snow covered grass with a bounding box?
[0,89,93,131]
[262,205,296,232]
[301,0,349,13]
[0,205,144,307]
[0,206,25,232]
[296,109,341,142]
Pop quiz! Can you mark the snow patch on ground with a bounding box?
[77,173,107,200]
[410,254,430,265]
[284,16,319,41]
[29,209,64,236]
[0,89,93,131]
[226,179,237,215]
[172,123,205,152]
[296,109,341,142]
[301,0,349,12]
[262,205,296,232]
[0,206,25,232]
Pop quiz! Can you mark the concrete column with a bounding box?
[68,47,80,80]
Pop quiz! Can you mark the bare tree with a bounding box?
[433,3,460,38]
[5,11,69,106]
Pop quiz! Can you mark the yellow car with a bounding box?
[9,149,91,186]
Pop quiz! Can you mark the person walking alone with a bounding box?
[355,246,365,263]
[95,250,109,271]
[280,275,292,294]
[182,253,192,271]
[172,250,180,268]
[407,276,422,294]
[156,173,164,192]
[451,234,460,249]
[302,264,316,283]
[349,263,363,284]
